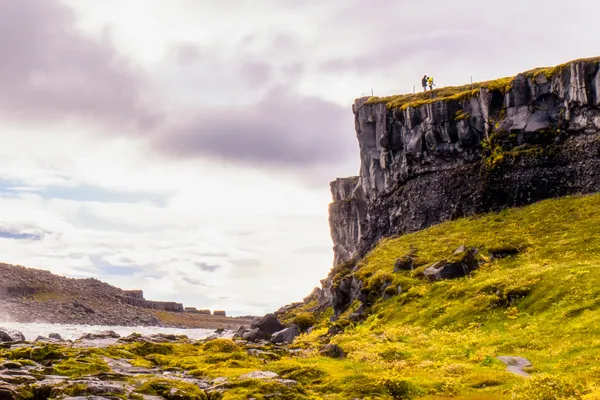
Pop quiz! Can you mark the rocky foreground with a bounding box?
[0,312,337,400]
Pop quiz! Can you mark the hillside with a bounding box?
[0,263,253,329]
[279,193,600,399]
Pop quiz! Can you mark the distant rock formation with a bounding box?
[0,263,239,328]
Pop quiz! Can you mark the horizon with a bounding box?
[1,0,599,316]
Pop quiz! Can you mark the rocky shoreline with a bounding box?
[0,311,323,400]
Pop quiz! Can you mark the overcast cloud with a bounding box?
[0,0,598,315]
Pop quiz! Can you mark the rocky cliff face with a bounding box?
[325,57,600,314]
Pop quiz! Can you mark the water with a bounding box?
[0,321,226,341]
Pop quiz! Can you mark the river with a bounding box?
[0,321,226,341]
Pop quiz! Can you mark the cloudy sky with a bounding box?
[0,0,598,316]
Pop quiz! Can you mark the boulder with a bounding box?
[394,256,414,271]
[241,328,266,342]
[240,371,279,379]
[78,330,120,340]
[422,247,479,281]
[251,313,284,335]
[319,344,345,359]
[48,333,62,340]
[0,329,25,342]
[497,356,532,377]
[271,325,300,344]
[232,326,248,339]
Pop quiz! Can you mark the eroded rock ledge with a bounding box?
[325,58,600,308]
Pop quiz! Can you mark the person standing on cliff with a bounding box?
[427,76,435,91]
[422,75,428,92]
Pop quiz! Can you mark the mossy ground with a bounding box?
[4,194,600,399]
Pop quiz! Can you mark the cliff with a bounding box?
[324,57,600,314]
[330,57,600,265]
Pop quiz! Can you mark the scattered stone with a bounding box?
[241,328,266,342]
[319,344,345,359]
[240,371,279,379]
[497,356,533,377]
[79,330,121,340]
[327,325,343,336]
[394,256,414,271]
[0,374,37,385]
[247,349,280,361]
[422,248,479,281]
[270,325,299,344]
[251,314,285,335]
[488,245,520,260]
[0,330,25,342]
[0,362,21,370]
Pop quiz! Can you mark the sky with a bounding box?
[0,0,598,316]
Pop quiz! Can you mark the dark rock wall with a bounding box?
[328,59,600,268]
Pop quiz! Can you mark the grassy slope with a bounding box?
[292,193,600,399]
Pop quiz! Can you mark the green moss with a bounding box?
[52,355,110,378]
[203,338,240,353]
[137,378,208,400]
[293,312,317,332]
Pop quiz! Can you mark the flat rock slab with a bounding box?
[240,371,279,379]
[497,356,532,377]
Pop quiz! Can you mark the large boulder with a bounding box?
[0,329,25,342]
[422,247,479,282]
[241,328,266,342]
[271,325,300,344]
[251,313,284,335]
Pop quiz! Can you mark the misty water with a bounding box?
[0,321,228,341]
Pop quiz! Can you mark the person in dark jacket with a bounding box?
[421,75,428,92]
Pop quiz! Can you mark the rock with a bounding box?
[488,245,520,260]
[147,316,161,326]
[232,326,248,339]
[241,328,266,342]
[251,313,284,335]
[213,310,227,316]
[240,371,279,379]
[270,324,300,344]
[214,328,225,335]
[48,333,62,340]
[0,330,24,342]
[0,374,37,384]
[0,362,21,370]
[324,57,600,313]
[0,388,16,400]
[349,304,365,322]
[319,344,345,359]
[394,256,414,271]
[327,325,343,336]
[78,330,121,340]
[497,356,533,377]
[421,248,479,282]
